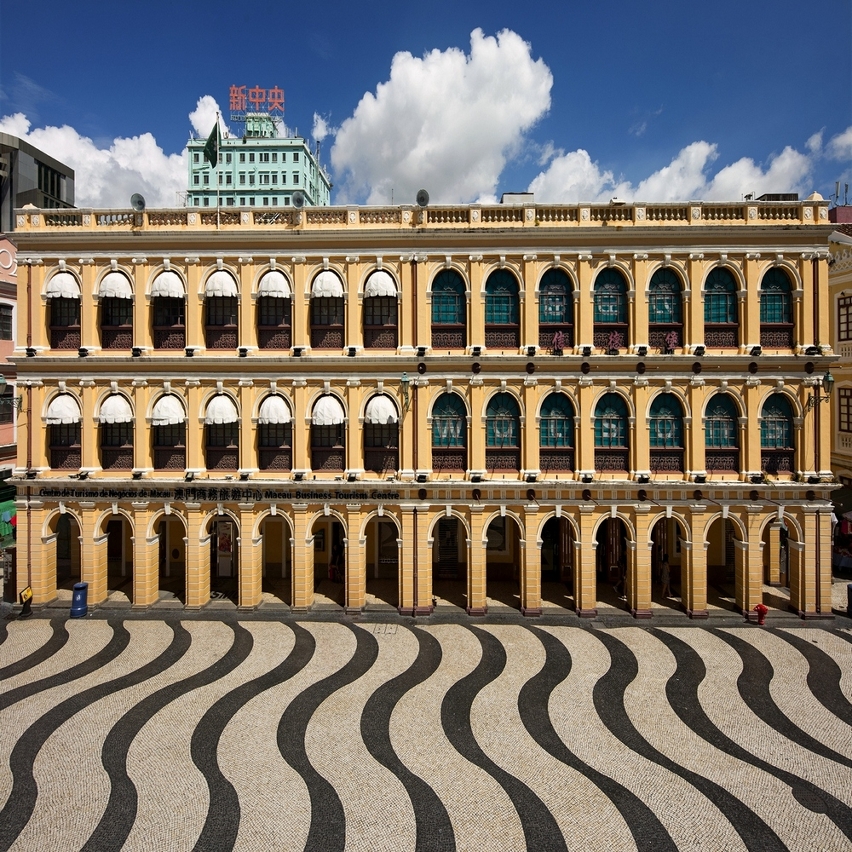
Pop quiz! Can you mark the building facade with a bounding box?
[186,114,331,209]
[11,198,836,619]
[829,210,852,485]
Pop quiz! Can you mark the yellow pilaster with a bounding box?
[683,506,709,617]
[347,382,365,475]
[239,381,255,474]
[79,381,97,471]
[135,260,152,350]
[398,505,416,613]
[467,506,486,614]
[185,381,203,473]
[239,259,256,352]
[630,508,653,617]
[520,505,541,615]
[238,502,261,608]
[688,257,706,347]
[789,507,834,618]
[744,383,762,476]
[743,255,761,350]
[290,504,313,611]
[346,259,362,350]
[523,380,539,476]
[185,506,210,609]
[766,521,782,585]
[345,503,365,612]
[522,257,538,350]
[468,381,485,476]
[632,257,650,348]
[133,383,152,472]
[291,261,308,350]
[737,507,764,618]
[79,263,97,350]
[184,260,202,350]
[469,258,484,349]
[21,500,54,603]
[133,504,159,607]
[575,506,597,617]
[84,508,108,605]
[576,256,595,350]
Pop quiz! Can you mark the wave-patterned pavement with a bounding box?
[1,618,851,852]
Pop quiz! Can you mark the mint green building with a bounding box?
[186,114,332,209]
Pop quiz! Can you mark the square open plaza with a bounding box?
[10,197,839,620]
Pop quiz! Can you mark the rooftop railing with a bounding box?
[17,200,830,233]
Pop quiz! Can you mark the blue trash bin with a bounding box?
[70,581,88,618]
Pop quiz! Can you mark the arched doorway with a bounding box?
[104,514,133,604]
[261,514,292,606]
[485,514,522,610]
[650,516,686,609]
[595,517,629,610]
[157,515,186,605]
[760,518,795,613]
[55,513,81,594]
[706,517,740,612]
[365,516,399,609]
[431,515,467,609]
[540,515,574,610]
[311,516,345,608]
[208,515,239,605]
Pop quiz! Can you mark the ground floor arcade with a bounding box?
[15,484,835,621]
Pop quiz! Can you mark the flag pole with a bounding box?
[216,112,221,231]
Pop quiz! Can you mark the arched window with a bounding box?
[431,393,467,472]
[431,270,466,349]
[539,269,573,351]
[649,393,684,473]
[205,270,239,350]
[152,394,186,470]
[594,393,629,472]
[486,392,521,471]
[760,268,794,349]
[310,271,345,350]
[593,269,628,352]
[151,270,186,350]
[99,394,134,470]
[46,272,81,350]
[485,270,520,349]
[648,268,683,352]
[760,394,795,474]
[46,393,81,470]
[311,395,345,471]
[98,271,133,350]
[704,394,739,473]
[539,393,575,472]
[363,271,398,349]
[204,395,239,470]
[363,394,399,473]
[257,395,292,471]
[704,268,738,348]
[257,270,291,350]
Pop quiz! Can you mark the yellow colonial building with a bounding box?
[11,198,836,619]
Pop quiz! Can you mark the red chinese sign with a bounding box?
[229,85,285,117]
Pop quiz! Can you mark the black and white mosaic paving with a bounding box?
[1,617,850,851]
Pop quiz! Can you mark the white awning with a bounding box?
[45,272,80,299]
[258,395,292,424]
[311,270,344,298]
[312,395,345,425]
[205,269,239,297]
[98,271,133,299]
[364,394,399,424]
[364,270,397,297]
[204,394,239,424]
[257,270,291,298]
[151,270,185,298]
[45,394,81,424]
[152,394,186,426]
[99,394,134,424]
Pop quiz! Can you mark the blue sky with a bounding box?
[1,0,850,208]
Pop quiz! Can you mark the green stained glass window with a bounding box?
[649,394,683,448]
[760,268,792,324]
[431,270,465,325]
[648,269,682,324]
[539,269,572,324]
[432,393,466,448]
[704,268,737,324]
[593,269,627,323]
[540,393,575,447]
[760,394,793,449]
[594,393,628,447]
[485,270,519,324]
[486,393,520,447]
[705,394,739,448]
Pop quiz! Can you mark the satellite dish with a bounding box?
[416,189,430,207]
[292,191,305,209]
[130,193,146,212]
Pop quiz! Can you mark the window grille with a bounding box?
[540,394,574,447]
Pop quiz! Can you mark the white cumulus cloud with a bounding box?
[530,140,815,203]
[188,95,226,138]
[0,112,189,208]
[330,28,553,204]
[827,126,852,160]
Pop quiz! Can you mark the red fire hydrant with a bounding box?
[754,603,769,625]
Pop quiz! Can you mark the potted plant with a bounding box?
[606,330,622,355]
[551,330,565,356]
[664,330,679,354]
